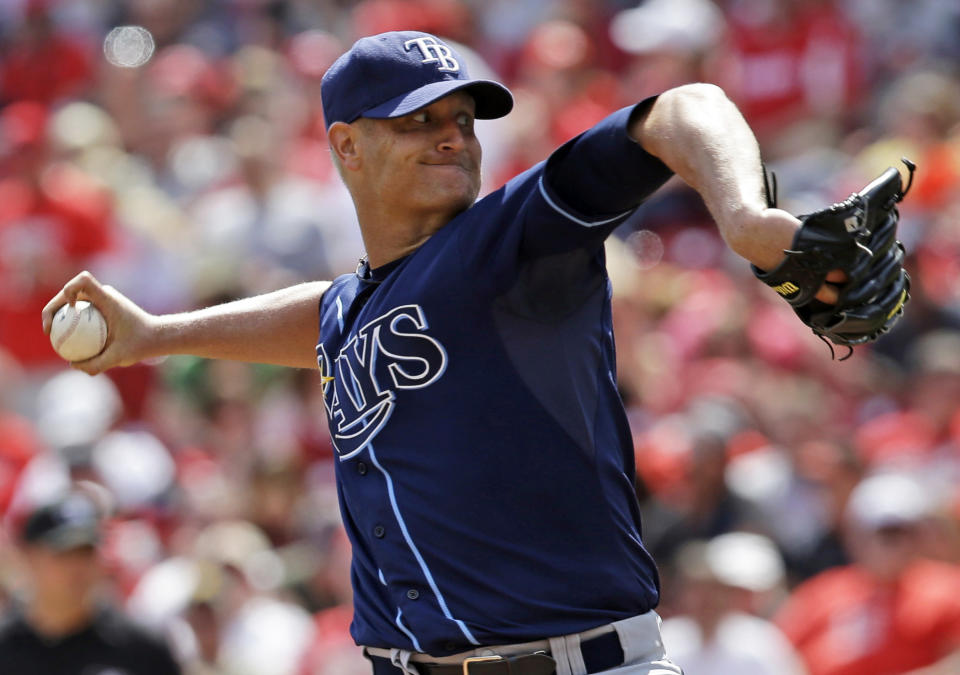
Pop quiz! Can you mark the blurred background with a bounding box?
[1,1,959,674]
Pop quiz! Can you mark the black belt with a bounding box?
[368,630,624,674]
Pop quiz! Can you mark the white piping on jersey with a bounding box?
[537,176,632,227]
[379,569,387,585]
[335,295,345,332]
[395,608,423,652]
[369,442,480,646]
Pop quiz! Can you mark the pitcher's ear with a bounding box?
[329,121,362,171]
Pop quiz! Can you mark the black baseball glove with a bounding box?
[752,159,915,359]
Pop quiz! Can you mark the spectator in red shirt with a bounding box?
[775,473,960,675]
[0,102,113,367]
[711,0,862,143]
[0,0,93,105]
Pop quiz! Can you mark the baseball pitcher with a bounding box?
[43,31,910,675]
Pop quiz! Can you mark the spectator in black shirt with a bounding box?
[0,490,181,675]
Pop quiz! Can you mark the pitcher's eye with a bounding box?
[412,112,428,123]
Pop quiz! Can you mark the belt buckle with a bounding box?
[461,655,503,674]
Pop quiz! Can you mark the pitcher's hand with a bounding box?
[42,271,159,375]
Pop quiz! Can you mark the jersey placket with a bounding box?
[363,441,480,649]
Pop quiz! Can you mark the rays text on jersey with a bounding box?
[318,303,448,459]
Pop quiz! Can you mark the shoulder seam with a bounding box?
[537,177,632,228]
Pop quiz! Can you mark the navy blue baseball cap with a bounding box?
[321,31,513,130]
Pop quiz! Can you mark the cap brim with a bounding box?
[37,525,100,551]
[361,79,513,121]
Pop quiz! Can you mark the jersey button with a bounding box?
[373,525,386,538]
[406,589,420,600]
[357,461,368,475]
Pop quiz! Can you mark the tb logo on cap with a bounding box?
[404,36,460,73]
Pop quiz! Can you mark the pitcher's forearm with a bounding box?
[629,84,799,270]
[154,281,330,369]
[43,272,330,374]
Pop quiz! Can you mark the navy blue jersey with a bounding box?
[316,102,674,656]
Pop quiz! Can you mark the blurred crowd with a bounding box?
[1,1,960,674]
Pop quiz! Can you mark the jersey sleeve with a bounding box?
[452,96,674,297]
[521,97,674,256]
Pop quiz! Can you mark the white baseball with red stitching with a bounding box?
[50,301,108,362]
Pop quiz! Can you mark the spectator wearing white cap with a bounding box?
[661,532,807,675]
[776,472,960,675]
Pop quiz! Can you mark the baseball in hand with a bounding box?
[50,301,108,362]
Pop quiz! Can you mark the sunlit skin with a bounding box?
[328,91,481,268]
